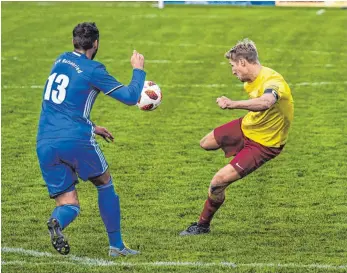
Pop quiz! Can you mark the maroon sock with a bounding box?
[198,197,225,226]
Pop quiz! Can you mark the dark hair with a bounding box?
[73,22,99,50]
[225,38,259,64]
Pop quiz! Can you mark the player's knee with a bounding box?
[90,170,111,186]
[55,190,79,206]
[200,137,209,150]
[208,185,225,203]
[213,167,241,185]
[200,135,217,150]
[57,200,80,207]
[211,173,229,186]
[208,172,234,202]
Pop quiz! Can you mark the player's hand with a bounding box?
[216,96,234,109]
[131,50,145,70]
[94,126,114,143]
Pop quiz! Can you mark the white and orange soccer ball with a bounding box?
[137,81,162,111]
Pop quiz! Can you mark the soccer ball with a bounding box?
[137,81,162,111]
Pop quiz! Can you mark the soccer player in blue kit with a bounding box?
[36,22,146,257]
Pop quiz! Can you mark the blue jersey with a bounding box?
[37,51,145,141]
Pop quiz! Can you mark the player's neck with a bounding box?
[248,64,262,83]
[74,49,93,60]
[74,49,86,55]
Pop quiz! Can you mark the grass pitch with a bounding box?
[2,2,347,272]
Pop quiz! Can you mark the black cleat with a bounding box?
[179,222,210,236]
[47,218,70,255]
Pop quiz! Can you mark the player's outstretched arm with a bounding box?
[91,50,146,106]
[106,50,145,105]
[106,69,146,105]
[217,93,277,112]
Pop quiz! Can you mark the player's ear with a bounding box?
[93,40,98,49]
[240,58,246,67]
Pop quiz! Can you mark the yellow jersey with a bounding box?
[241,66,294,148]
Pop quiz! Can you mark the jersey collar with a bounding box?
[72,51,88,59]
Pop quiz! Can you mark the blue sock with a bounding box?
[96,177,124,249]
[50,204,80,230]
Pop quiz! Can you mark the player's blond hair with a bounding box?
[225,38,259,64]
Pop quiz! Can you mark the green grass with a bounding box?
[2,2,347,272]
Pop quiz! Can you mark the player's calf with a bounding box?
[46,191,80,255]
[91,172,140,255]
[180,164,240,236]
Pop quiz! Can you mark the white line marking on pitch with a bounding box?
[2,247,347,270]
[293,81,347,86]
[2,260,75,266]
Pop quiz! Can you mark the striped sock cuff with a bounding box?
[63,204,80,215]
[96,178,113,190]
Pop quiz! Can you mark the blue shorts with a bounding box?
[36,139,109,198]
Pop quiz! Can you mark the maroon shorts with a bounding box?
[213,118,284,178]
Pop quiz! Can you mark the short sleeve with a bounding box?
[90,64,123,94]
[264,78,286,100]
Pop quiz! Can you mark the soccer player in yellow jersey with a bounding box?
[180,38,294,236]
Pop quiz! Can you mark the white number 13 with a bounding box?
[44,73,69,104]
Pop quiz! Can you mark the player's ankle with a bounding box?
[197,221,210,228]
[110,243,125,250]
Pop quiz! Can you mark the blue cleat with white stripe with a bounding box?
[109,245,140,257]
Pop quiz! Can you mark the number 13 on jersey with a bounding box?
[44,73,70,104]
